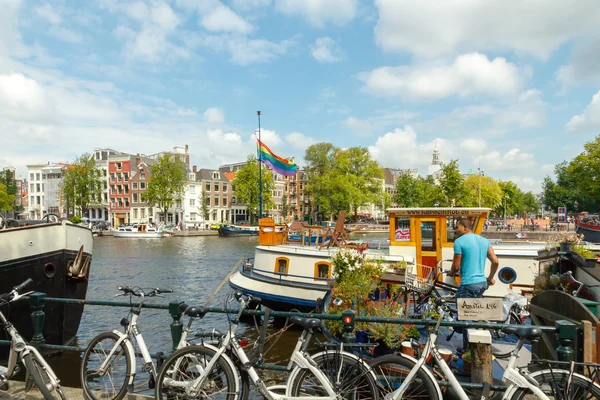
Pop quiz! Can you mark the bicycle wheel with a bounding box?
[80,331,133,400]
[289,351,379,400]
[509,370,600,399]
[368,354,441,400]
[155,345,238,400]
[491,313,522,359]
[23,353,64,400]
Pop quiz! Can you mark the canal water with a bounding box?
[55,235,313,393]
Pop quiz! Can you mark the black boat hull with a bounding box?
[0,223,92,358]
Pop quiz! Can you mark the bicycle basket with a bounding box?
[405,264,435,294]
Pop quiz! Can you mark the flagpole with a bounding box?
[257,111,262,219]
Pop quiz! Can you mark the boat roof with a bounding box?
[387,207,492,216]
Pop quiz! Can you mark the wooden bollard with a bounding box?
[468,329,492,391]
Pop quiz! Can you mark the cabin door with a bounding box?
[415,217,442,269]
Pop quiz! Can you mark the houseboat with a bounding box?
[229,208,550,312]
[113,223,164,238]
[0,218,92,358]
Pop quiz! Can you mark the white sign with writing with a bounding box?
[457,298,504,321]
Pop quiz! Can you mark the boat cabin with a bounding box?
[388,207,491,269]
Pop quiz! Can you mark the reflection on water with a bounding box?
[48,235,319,395]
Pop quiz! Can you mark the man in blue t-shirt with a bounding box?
[449,217,499,350]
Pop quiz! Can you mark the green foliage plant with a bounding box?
[60,153,103,217]
[145,154,187,222]
[572,244,596,259]
[365,299,405,349]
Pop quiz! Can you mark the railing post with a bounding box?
[469,329,492,394]
[556,320,577,362]
[169,300,185,350]
[29,292,47,351]
[341,309,355,344]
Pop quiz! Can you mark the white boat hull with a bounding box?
[112,231,164,238]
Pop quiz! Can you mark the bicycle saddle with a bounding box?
[501,326,542,340]
[290,316,322,329]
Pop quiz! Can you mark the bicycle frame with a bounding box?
[171,298,347,400]
[0,304,61,392]
[390,307,552,400]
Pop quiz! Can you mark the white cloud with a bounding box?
[556,40,600,92]
[461,139,487,154]
[275,0,357,28]
[203,107,224,123]
[108,1,187,62]
[480,148,535,171]
[231,0,272,12]
[200,4,253,34]
[311,37,341,63]
[566,90,600,133]
[285,132,317,151]
[359,53,527,101]
[35,3,61,25]
[0,73,56,123]
[374,0,599,59]
[368,126,453,171]
[201,34,299,65]
[345,110,419,136]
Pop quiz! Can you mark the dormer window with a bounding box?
[212,172,220,179]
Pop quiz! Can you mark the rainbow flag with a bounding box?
[257,139,297,176]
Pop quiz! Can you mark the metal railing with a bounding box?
[0,293,580,393]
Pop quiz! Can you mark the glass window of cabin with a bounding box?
[315,262,330,279]
[446,216,480,243]
[421,220,436,252]
[275,257,289,274]
[394,216,412,242]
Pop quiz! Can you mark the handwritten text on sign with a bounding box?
[457,298,503,321]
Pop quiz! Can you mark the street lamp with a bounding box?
[478,167,484,207]
[503,195,509,226]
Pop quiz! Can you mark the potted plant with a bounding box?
[365,299,404,356]
[392,260,408,275]
[400,324,421,356]
[572,244,597,268]
[462,351,472,373]
[551,232,583,252]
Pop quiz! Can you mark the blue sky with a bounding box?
[1,0,600,193]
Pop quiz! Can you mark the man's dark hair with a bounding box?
[456,217,472,230]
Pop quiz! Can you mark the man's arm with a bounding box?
[449,252,461,277]
[486,246,500,285]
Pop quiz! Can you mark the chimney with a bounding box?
[193,165,197,173]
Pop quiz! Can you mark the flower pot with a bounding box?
[463,360,471,373]
[400,341,414,357]
[373,340,395,357]
[560,242,573,252]
[355,330,368,343]
[439,348,453,365]
[548,248,559,257]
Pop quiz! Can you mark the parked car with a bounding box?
[93,221,108,230]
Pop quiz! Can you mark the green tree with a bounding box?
[567,136,600,210]
[393,173,422,207]
[145,154,187,221]
[60,153,103,217]
[232,155,275,224]
[304,143,337,219]
[200,186,209,222]
[0,183,14,214]
[281,194,290,222]
[463,175,503,208]
[335,147,384,216]
[439,160,467,206]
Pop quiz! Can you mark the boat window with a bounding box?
[275,257,289,274]
[446,216,480,242]
[421,221,436,252]
[314,262,331,279]
[394,216,412,242]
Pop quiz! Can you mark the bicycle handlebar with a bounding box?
[0,279,35,301]
[116,286,173,297]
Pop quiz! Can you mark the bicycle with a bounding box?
[368,297,600,399]
[406,260,527,359]
[0,279,67,400]
[155,291,380,400]
[80,285,174,400]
